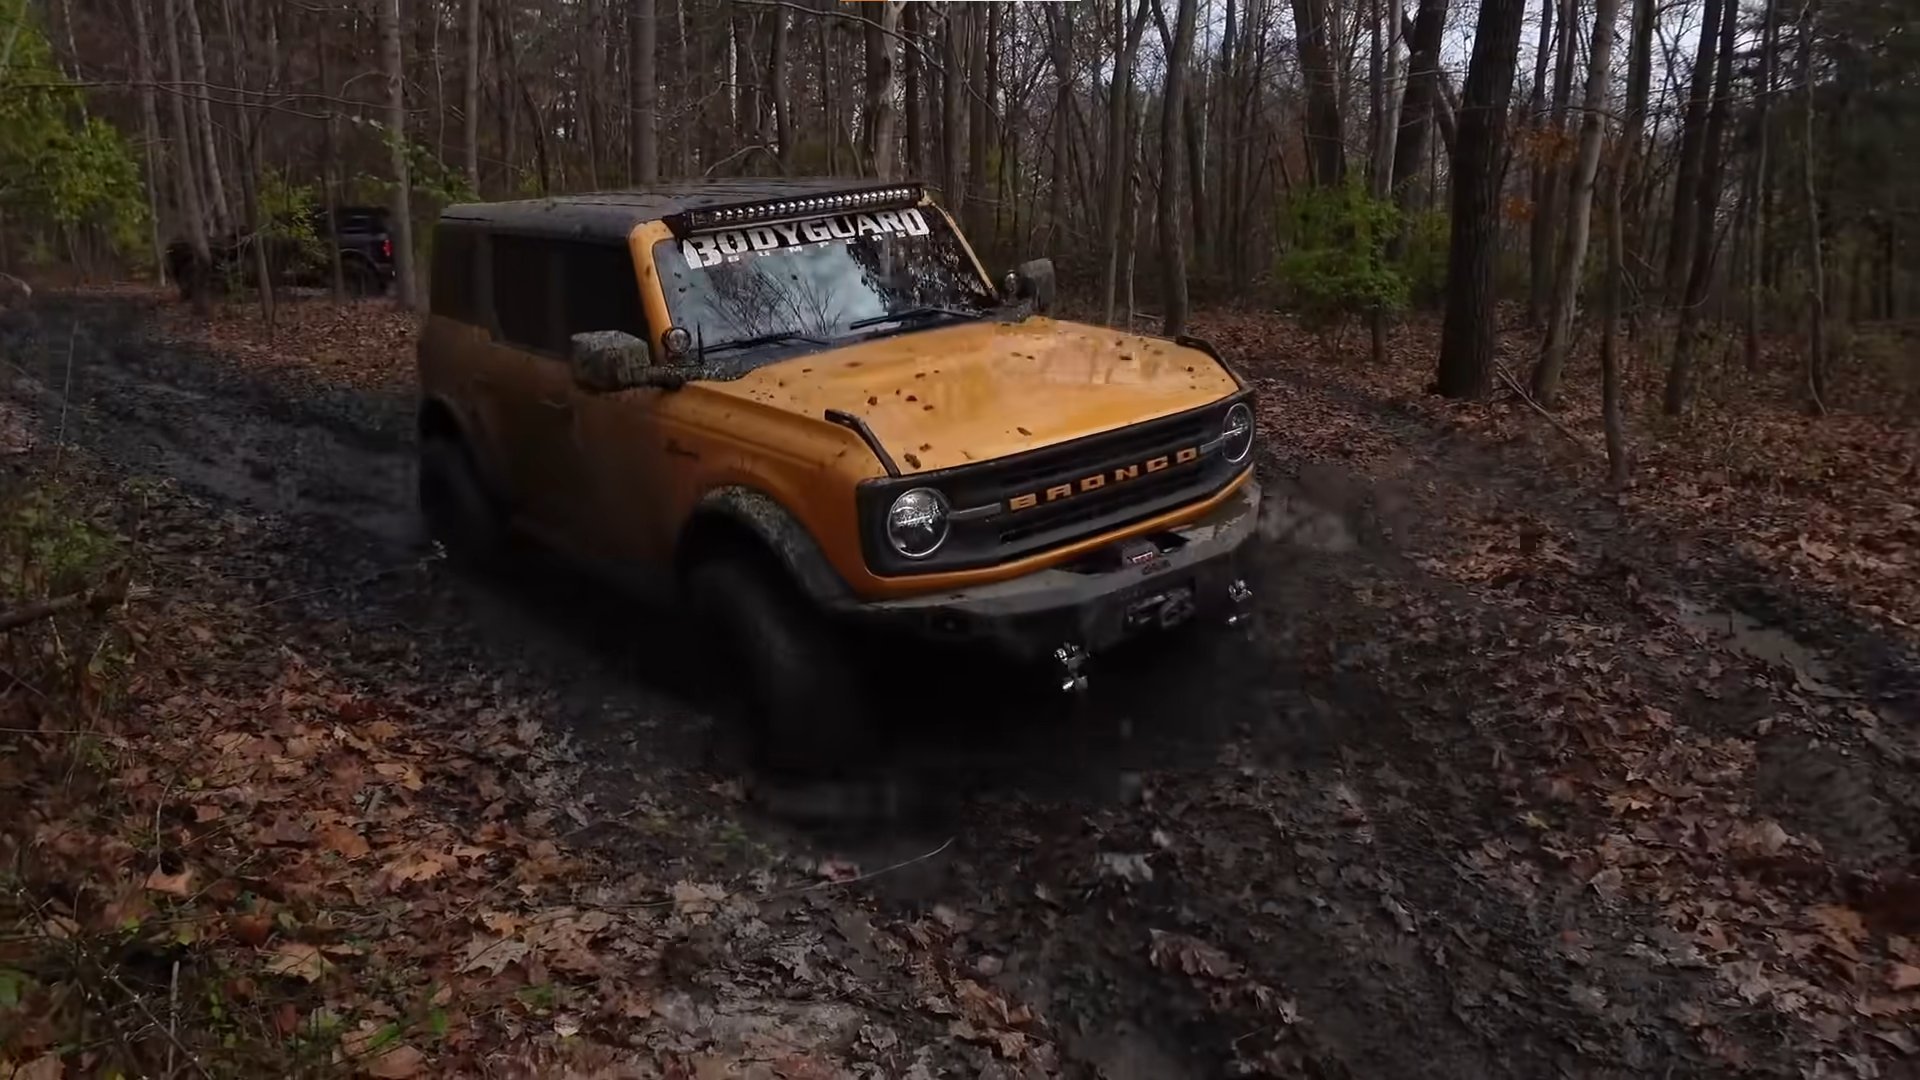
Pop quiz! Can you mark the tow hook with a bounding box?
[1053,642,1089,693]
[1225,579,1255,628]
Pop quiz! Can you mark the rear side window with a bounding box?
[430,227,478,323]
[487,236,646,354]
[492,236,559,351]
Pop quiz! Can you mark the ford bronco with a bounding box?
[415,179,1260,770]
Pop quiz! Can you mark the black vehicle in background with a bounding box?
[166,206,396,301]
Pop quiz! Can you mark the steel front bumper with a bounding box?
[850,478,1260,666]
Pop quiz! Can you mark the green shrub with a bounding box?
[1276,182,1409,334]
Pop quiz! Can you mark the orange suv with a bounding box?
[416,179,1259,770]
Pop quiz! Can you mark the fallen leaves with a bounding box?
[265,943,333,983]
[142,865,192,897]
[1149,930,1242,980]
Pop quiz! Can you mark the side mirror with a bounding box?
[569,331,651,393]
[570,331,693,392]
[1005,258,1056,314]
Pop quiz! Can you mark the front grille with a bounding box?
[997,459,1201,546]
[856,393,1252,575]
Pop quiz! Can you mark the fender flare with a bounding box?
[680,487,853,607]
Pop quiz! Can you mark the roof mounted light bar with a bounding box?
[669,183,924,235]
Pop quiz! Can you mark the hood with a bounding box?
[710,318,1241,474]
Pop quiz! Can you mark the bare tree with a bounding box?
[1744,0,1780,369]
[1102,0,1153,326]
[128,0,166,284]
[1437,0,1529,399]
[1523,0,1554,326]
[1391,0,1449,204]
[1797,0,1828,413]
[1291,0,1346,185]
[160,0,210,312]
[1663,0,1736,414]
[181,0,231,236]
[1663,0,1727,304]
[465,0,481,190]
[1158,0,1200,336]
[1532,0,1622,405]
[862,1,903,179]
[380,0,418,309]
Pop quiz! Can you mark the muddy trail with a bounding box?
[6,292,1917,1078]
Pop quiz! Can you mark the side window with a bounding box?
[429,227,478,324]
[492,235,560,351]
[556,241,647,341]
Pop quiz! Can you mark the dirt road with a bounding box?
[5,292,1916,1078]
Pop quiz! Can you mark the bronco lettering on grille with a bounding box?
[1005,447,1201,512]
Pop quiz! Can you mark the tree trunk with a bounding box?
[630,0,658,181]
[940,4,966,216]
[129,0,167,285]
[1531,0,1621,405]
[1797,1,1827,413]
[1158,0,1199,337]
[380,0,418,309]
[180,0,231,237]
[1291,0,1346,185]
[1369,0,1402,364]
[1743,0,1778,369]
[1523,0,1554,326]
[862,1,902,179]
[767,5,790,168]
[161,0,210,312]
[902,4,923,179]
[1044,4,1073,250]
[1663,0,1726,305]
[464,0,481,190]
[1600,141,1630,486]
[1619,0,1654,337]
[317,14,346,301]
[1662,0,1736,414]
[965,5,991,245]
[1101,0,1153,325]
[1531,0,1576,324]
[1185,79,1209,263]
[1436,0,1528,399]
[1390,0,1449,203]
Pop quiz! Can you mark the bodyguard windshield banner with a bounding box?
[679,207,933,269]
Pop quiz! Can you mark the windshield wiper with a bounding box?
[847,305,985,332]
[702,330,829,356]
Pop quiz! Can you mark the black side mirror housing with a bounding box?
[569,331,687,392]
[1007,258,1056,315]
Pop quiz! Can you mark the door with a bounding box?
[480,235,579,535]
[543,240,663,561]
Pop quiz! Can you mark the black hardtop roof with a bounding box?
[438,177,921,241]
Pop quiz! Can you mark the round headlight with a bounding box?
[886,488,950,559]
[1221,402,1254,464]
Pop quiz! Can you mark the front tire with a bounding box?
[418,436,509,570]
[687,556,868,778]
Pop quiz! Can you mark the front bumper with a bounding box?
[849,477,1261,662]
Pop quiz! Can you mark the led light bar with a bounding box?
[672,183,924,234]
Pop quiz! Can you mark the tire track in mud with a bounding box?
[8,294,1892,1078]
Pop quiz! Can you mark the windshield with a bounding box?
[654,206,998,361]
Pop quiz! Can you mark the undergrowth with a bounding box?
[0,459,341,1079]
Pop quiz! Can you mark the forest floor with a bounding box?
[3,286,1917,1079]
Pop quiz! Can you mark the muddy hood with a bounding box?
[714,318,1241,474]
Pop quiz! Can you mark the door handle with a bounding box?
[538,398,571,412]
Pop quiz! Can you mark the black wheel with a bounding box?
[344,261,384,299]
[687,555,869,778]
[418,436,509,569]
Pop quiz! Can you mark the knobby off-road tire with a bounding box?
[417,436,510,570]
[688,556,870,779]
